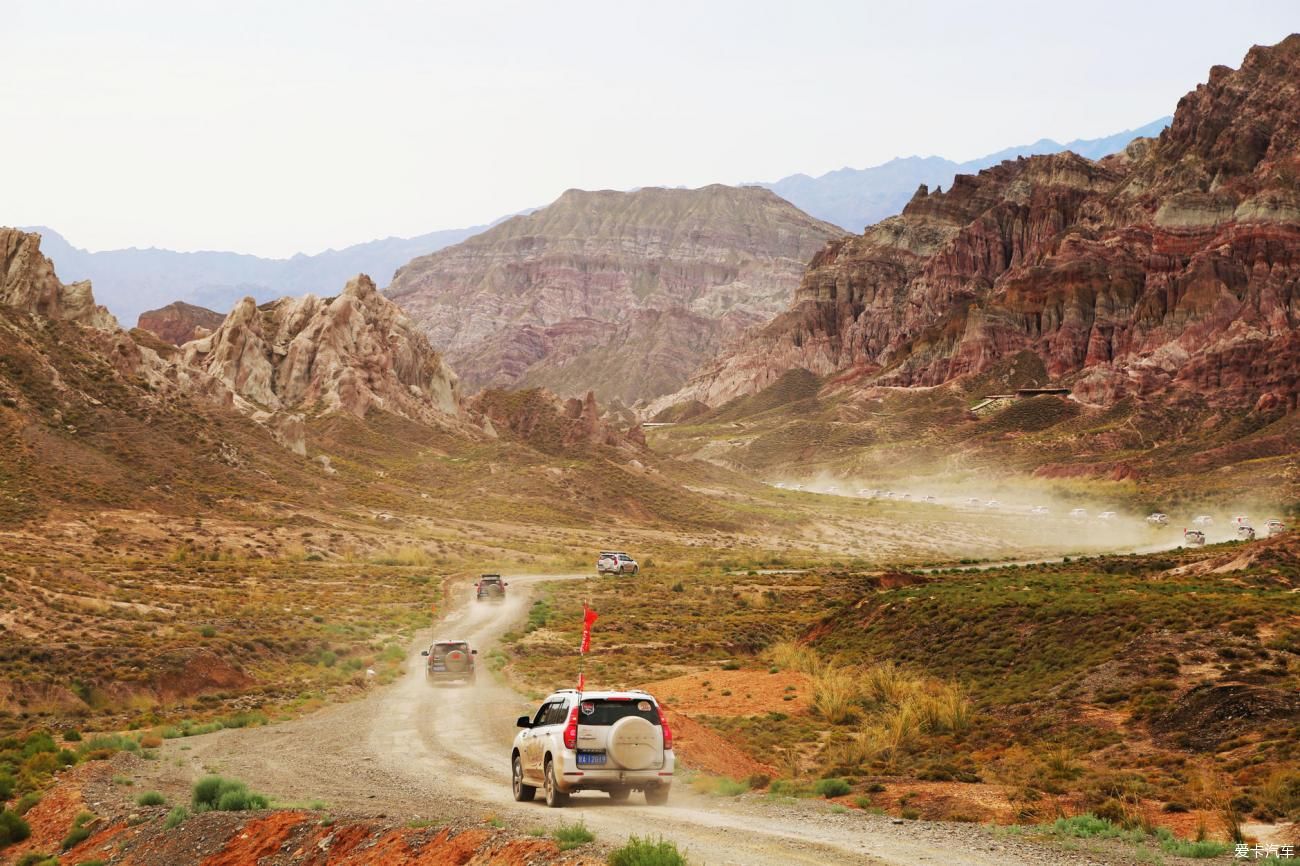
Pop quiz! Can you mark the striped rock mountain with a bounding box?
[387,184,844,406]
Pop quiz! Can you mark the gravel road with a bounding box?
[146,574,1175,866]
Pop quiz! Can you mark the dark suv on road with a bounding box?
[476,574,507,602]
[422,640,476,684]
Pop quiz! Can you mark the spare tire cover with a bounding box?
[443,650,468,671]
[607,715,658,770]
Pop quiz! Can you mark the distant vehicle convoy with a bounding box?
[513,688,673,807]
[597,551,639,575]
[423,640,476,685]
[476,574,507,602]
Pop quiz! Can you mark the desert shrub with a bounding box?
[61,824,92,850]
[746,773,771,790]
[163,806,188,829]
[768,779,810,797]
[0,808,32,849]
[136,791,166,806]
[767,640,821,676]
[810,668,859,724]
[1047,814,1125,839]
[813,777,851,798]
[714,778,748,796]
[861,661,915,706]
[20,733,57,759]
[191,775,268,812]
[14,793,41,816]
[607,835,689,866]
[0,773,12,801]
[1152,827,1231,858]
[1256,771,1300,821]
[551,820,594,851]
[62,729,82,742]
[15,854,57,866]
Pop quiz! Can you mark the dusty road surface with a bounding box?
[151,574,1144,866]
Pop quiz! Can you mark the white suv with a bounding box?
[511,689,674,807]
[596,552,639,575]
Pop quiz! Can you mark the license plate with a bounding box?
[576,750,606,766]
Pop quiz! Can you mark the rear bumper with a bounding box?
[555,751,674,792]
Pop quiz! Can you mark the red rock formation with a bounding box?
[137,300,225,345]
[470,388,643,451]
[658,35,1300,415]
[388,185,844,404]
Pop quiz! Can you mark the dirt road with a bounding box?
[153,575,1141,866]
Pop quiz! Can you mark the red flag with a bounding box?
[576,672,585,691]
[580,604,598,653]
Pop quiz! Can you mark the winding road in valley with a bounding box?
[156,574,1136,866]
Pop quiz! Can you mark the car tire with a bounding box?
[608,788,630,803]
[544,756,568,807]
[512,754,536,802]
[644,785,669,806]
[632,566,639,575]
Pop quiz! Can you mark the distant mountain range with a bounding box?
[22,223,495,327]
[759,117,1172,232]
[20,117,1169,328]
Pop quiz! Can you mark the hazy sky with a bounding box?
[6,1,1297,257]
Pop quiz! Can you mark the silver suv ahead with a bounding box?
[511,689,674,807]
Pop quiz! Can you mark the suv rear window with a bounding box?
[578,698,660,726]
[433,642,468,655]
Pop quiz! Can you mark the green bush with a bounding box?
[1153,828,1232,858]
[713,778,748,797]
[192,775,269,812]
[62,729,82,742]
[62,824,92,850]
[813,778,851,798]
[552,820,594,851]
[0,773,12,801]
[15,854,57,866]
[607,835,690,866]
[1,808,32,849]
[14,793,41,816]
[163,806,188,830]
[136,791,166,806]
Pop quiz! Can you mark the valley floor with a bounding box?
[66,574,1249,866]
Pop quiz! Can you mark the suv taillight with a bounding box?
[563,705,580,750]
[656,704,673,750]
